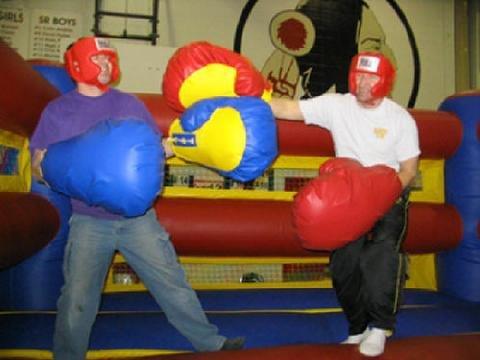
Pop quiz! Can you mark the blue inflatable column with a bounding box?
[29,63,76,94]
[438,93,480,302]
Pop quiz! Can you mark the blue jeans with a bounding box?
[53,209,225,360]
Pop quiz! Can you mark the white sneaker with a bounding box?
[359,327,387,357]
[340,328,371,344]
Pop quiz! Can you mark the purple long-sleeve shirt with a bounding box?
[30,88,160,220]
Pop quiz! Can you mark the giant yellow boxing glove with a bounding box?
[168,96,277,182]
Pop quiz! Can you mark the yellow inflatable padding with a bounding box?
[409,159,444,204]
[179,64,237,109]
[169,107,247,171]
[261,87,272,103]
[406,254,437,291]
[0,128,31,192]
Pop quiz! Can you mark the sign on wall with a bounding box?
[29,9,82,61]
[0,7,82,61]
[0,7,29,55]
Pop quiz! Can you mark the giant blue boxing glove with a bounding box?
[42,119,163,217]
[168,96,277,182]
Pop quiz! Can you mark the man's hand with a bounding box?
[398,156,419,189]
[162,137,174,159]
[32,148,47,181]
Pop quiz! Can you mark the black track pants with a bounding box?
[329,191,409,335]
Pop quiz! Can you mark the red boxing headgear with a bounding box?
[348,52,395,99]
[64,37,120,90]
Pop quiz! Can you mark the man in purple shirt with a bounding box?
[31,36,244,360]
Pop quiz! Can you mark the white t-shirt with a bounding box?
[299,93,420,171]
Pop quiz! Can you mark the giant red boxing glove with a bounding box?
[293,158,402,251]
[162,41,271,112]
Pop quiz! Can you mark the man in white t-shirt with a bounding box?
[270,51,420,357]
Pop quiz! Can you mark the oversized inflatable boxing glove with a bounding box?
[42,119,164,217]
[162,41,272,112]
[168,96,277,182]
[292,158,402,251]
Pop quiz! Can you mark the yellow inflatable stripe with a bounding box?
[0,350,54,360]
[104,280,333,292]
[0,348,188,359]
[271,155,329,169]
[190,282,332,290]
[85,349,187,358]
[169,107,247,171]
[179,64,238,108]
[166,154,329,168]
[178,256,329,264]
[163,187,295,201]
[112,254,329,265]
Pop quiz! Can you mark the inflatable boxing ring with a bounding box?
[0,39,479,359]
